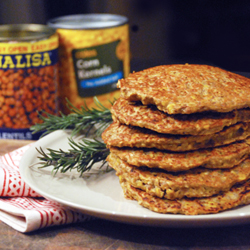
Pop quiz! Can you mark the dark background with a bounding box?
[0,0,249,72]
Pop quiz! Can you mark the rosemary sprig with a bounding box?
[36,138,109,177]
[32,97,113,176]
[31,97,113,137]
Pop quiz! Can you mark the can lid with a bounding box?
[47,14,128,30]
[0,24,56,42]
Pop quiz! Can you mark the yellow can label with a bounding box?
[0,34,58,69]
[56,24,130,113]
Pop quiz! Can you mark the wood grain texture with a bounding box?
[0,139,33,156]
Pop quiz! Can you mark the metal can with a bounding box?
[0,24,59,140]
[48,14,130,113]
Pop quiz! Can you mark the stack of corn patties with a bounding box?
[102,64,250,215]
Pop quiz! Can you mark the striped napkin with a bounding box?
[0,144,89,233]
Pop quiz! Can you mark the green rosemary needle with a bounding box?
[36,138,110,177]
[31,97,113,137]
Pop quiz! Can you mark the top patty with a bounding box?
[117,64,250,114]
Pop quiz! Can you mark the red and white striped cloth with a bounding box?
[0,144,89,233]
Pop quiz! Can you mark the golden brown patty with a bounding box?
[102,122,250,151]
[117,64,250,114]
[111,98,250,135]
[109,140,250,172]
[120,179,250,215]
[108,152,250,200]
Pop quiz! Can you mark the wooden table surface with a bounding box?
[1,139,250,250]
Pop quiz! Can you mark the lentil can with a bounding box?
[48,14,130,113]
[0,24,58,140]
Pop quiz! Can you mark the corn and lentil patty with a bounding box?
[102,64,250,215]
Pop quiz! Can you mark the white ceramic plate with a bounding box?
[19,130,250,227]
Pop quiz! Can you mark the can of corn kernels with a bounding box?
[47,14,130,113]
[0,24,58,140]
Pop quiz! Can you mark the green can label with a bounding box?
[72,40,123,97]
